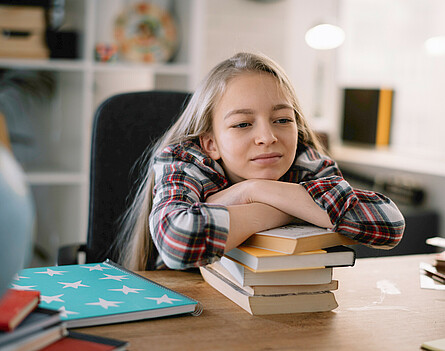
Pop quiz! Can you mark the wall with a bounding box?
[201,0,340,134]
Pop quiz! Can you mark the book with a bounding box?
[10,260,202,328]
[421,337,445,351]
[225,245,356,272]
[200,266,338,315]
[218,257,333,287]
[243,223,356,254]
[0,307,61,348]
[0,289,40,331]
[210,260,338,296]
[341,87,394,146]
[4,323,66,351]
[40,331,128,351]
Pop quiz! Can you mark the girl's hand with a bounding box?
[206,179,258,206]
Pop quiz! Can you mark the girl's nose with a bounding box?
[254,124,278,145]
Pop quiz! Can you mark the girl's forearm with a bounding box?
[250,180,333,229]
[224,203,293,252]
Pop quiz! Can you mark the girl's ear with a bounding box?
[200,133,221,160]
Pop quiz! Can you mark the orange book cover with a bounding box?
[0,289,40,331]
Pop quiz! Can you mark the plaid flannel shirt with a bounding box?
[149,140,405,269]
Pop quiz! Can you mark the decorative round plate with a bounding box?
[114,2,178,63]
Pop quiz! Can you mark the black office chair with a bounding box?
[57,91,191,267]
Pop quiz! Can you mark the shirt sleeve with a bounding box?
[297,147,405,248]
[149,155,230,270]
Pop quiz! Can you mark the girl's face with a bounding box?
[201,72,298,183]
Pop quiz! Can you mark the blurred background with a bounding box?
[0,0,443,266]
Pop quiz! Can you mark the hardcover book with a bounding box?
[40,331,128,351]
[0,307,63,350]
[0,289,40,331]
[225,245,356,272]
[218,257,333,286]
[243,223,356,254]
[6,323,66,351]
[200,266,338,315]
[10,260,202,328]
[341,87,394,146]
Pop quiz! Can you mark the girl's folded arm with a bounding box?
[150,195,292,269]
[248,176,405,248]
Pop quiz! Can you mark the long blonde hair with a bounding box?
[117,52,324,270]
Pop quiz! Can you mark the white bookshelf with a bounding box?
[0,0,203,263]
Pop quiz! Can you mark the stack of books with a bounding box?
[0,289,66,351]
[200,223,357,315]
[0,288,130,351]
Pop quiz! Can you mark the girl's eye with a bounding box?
[233,122,251,128]
[275,118,293,124]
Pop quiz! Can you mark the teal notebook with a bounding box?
[10,260,202,328]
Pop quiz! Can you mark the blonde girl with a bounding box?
[118,52,405,271]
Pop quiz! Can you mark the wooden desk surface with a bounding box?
[77,254,445,351]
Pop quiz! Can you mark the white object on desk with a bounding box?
[419,262,445,291]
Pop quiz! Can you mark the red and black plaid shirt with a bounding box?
[149,140,405,269]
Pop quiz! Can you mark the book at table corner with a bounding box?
[10,259,202,328]
[0,289,40,331]
[209,260,338,296]
[225,245,356,272]
[39,331,128,351]
[0,307,66,351]
[421,337,445,351]
[243,223,356,254]
[217,257,334,287]
[199,265,338,315]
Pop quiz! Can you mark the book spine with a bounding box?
[376,89,393,146]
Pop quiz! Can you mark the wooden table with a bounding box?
[77,254,445,350]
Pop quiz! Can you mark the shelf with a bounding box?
[0,58,88,71]
[331,144,445,177]
[0,59,191,76]
[26,172,87,185]
[92,62,191,75]
[0,0,201,265]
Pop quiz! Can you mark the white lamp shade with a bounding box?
[305,24,345,50]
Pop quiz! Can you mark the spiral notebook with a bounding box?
[10,260,201,328]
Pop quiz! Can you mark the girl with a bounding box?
[118,52,405,271]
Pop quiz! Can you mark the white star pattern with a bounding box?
[99,274,129,281]
[81,264,110,272]
[58,306,79,318]
[145,294,182,305]
[108,285,145,295]
[85,298,123,309]
[11,262,196,324]
[13,274,29,281]
[58,280,90,289]
[41,294,65,304]
[10,284,36,291]
[35,268,67,277]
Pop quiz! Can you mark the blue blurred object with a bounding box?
[0,145,35,298]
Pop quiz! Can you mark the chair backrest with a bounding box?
[86,91,191,264]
